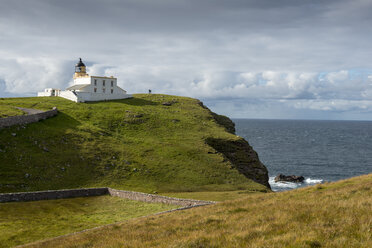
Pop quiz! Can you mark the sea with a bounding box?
[233,119,372,192]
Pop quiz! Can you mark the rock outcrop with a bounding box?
[274,174,305,183]
[206,137,271,189]
[197,100,270,189]
[198,100,236,134]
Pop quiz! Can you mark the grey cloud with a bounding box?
[1,0,372,119]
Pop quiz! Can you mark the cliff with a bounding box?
[198,101,270,188]
[0,94,270,193]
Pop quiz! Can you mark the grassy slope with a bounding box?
[0,196,177,248]
[162,190,265,201]
[0,105,25,118]
[27,174,372,248]
[0,94,268,193]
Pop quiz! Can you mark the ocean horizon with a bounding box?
[233,118,372,191]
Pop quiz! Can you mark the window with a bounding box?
[94,79,97,86]
[103,80,105,86]
[94,88,97,93]
[103,88,105,93]
[111,81,114,87]
[111,89,113,94]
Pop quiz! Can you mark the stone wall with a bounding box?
[108,188,214,207]
[0,188,215,207]
[0,108,58,129]
[0,188,108,203]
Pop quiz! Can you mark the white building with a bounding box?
[37,88,61,97]
[38,58,132,103]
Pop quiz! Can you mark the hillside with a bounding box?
[0,94,269,193]
[26,173,372,248]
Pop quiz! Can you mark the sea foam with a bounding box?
[305,178,323,184]
[269,176,323,192]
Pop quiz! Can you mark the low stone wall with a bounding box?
[0,188,109,203]
[0,188,215,206]
[108,188,214,207]
[0,107,58,129]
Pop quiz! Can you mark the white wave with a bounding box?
[269,177,298,190]
[269,176,323,192]
[304,178,323,184]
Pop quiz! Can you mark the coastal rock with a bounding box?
[197,101,236,134]
[274,174,305,183]
[162,100,177,106]
[205,137,271,189]
[199,99,270,189]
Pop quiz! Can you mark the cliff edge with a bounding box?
[199,102,270,189]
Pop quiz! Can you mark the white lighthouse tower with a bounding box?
[38,58,131,103]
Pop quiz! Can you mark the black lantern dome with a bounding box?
[75,58,86,73]
[76,58,85,67]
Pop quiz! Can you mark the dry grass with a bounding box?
[26,174,372,248]
[162,190,266,201]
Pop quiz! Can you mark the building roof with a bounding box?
[91,76,117,79]
[66,84,90,91]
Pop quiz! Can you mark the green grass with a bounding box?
[0,94,268,193]
[26,174,372,248]
[0,195,177,247]
[0,105,25,118]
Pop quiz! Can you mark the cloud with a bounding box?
[0,58,72,94]
[291,99,372,112]
[1,0,372,119]
[181,70,372,101]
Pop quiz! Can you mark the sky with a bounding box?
[1,0,372,120]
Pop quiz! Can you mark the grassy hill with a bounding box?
[26,173,372,248]
[0,94,269,193]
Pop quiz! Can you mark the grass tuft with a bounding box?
[305,240,322,248]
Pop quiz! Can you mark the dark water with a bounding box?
[233,119,372,191]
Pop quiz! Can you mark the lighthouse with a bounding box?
[38,58,132,102]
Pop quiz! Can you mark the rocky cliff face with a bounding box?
[200,101,270,189]
[205,137,271,189]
